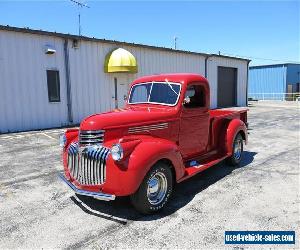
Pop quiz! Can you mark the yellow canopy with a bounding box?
[104,48,138,73]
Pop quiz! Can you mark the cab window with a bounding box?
[183,85,205,108]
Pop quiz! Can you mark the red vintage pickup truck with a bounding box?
[59,73,248,214]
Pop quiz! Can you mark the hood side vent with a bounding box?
[128,123,168,134]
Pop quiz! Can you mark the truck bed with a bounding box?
[209,108,248,125]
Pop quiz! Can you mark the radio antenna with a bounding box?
[70,0,90,37]
[174,36,178,49]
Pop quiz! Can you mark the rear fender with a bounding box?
[225,119,247,155]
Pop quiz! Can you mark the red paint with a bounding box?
[62,73,248,197]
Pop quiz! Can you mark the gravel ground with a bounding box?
[0,101,299,249]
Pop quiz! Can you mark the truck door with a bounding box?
[179,84,210,158]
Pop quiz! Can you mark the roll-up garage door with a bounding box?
[217,66,237,107]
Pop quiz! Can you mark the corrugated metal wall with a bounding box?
[206,56,248,108]
[0,29,248,133]
[68,41,206,124]
[0,31,69,133]
[249,65,287,99]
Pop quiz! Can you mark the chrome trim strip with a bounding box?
[128,127,167,133]
[80,134,103,139]
[128,123,168,133]
[129,125,168,131]
[58,173,115,201]
[132,123,168,129]
[129,122,168,130]
[80,139,104,143]
[79,130,105,145]
[80,130,105,134]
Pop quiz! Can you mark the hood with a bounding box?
[80,106,178,131]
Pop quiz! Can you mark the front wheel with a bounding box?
[130,162,173,214]
[226,133,244,166]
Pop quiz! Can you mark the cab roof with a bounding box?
[132,73,209,87]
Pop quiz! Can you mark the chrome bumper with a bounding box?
[58,173,115,201]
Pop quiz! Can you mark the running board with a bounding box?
[178,154,228,183]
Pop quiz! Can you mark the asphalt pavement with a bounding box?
[0,101,299,249]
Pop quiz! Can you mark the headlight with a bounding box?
[111,143,123,161]
[59,133,67,147]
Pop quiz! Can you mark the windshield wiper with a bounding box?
[165,79,179,96]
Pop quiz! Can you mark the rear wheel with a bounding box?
[226,133,243,166]
[130,162,173,214]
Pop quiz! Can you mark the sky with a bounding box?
[0,0,299,66]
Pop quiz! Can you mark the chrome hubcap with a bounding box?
[234,139,242,160]
[147,172,168,205]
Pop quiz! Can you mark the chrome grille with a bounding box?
[67,142,110,185]
[79,130,105,146]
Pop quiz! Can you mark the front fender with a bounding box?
[102,138,185,196]
[225,119,247,155]
[62,129,79,177]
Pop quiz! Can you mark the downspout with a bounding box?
[64,39,73,123]
[246,60,251,106]
[205,55,212,108]
[204,55,212,78]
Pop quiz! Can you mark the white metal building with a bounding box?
[0,25,250,133]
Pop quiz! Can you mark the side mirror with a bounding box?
[183,96,190,105]
[123,95,128,101]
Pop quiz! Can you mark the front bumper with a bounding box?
[58,173,116,201]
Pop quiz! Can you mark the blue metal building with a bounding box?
[249,63,300,100]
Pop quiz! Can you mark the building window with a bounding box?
[46,70,60,102]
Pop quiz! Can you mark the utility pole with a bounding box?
[174,36,178,50]
[70,0,90,37]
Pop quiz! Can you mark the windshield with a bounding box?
[128,81,181,106]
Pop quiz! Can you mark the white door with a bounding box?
[113,75,134,109]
